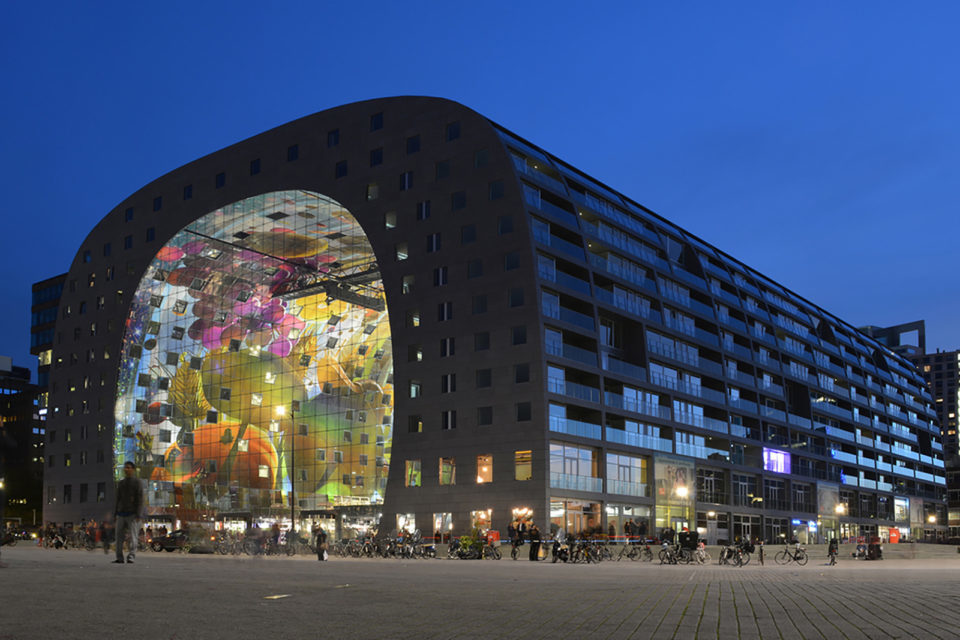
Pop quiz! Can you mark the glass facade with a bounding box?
[115,190,392,523]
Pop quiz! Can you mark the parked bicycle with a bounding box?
[775,543,808,566]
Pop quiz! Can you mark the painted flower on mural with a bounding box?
[115,191,393,517]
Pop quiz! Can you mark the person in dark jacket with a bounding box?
[315,526,328,561]
[0,426,16,567]
[528,523,541,561]
[113,461,144,564]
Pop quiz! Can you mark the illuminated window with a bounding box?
[408,415,423,433]
[515,450,532,481]
[409,380,421,398]
[384,211,397,229]
[477,455,492,483]
[439,457,456,485]
[395,242,408,261]
[405,460,421,487]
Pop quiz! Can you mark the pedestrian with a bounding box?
[316,526,328,561]
[0,426,17,568]
[828,537,838,566]
[528,523,541,561]
[113,460,144,564]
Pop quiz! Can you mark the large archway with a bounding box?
[114,190,392,529]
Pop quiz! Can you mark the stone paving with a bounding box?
[1,544,959,639]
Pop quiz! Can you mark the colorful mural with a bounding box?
[115,191,392,519]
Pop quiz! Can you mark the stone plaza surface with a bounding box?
[1,544,959,639]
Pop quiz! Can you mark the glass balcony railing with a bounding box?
[759,405,786,422]
[891,465,914,478]
[607,479,649,498]
[546,378,601,403]
[549,472,602,493]
[549,416,602,440]
[601,356,645,381]
[555,272,592,296]
[877,481,893,492]
[830,449,857,464]
[825,426,856,442]
[875,460,892,472]
[605,427,674,452]
[858,477,877,490]
[787,413,811,428]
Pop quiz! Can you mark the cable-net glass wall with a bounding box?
[115,190,392,524]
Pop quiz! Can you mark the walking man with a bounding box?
[113,461,143,564]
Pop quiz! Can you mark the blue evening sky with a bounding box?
[3,2,959,379]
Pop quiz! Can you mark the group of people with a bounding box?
[507,519,542,560]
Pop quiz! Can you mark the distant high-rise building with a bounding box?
[0,357,43,527]
[31,274,66,411]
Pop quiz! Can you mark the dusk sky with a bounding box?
[3,2,960,379]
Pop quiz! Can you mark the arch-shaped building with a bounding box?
[44,96,945,543]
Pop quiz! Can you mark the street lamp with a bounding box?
[928,515,937,524]
[676,486,689,529]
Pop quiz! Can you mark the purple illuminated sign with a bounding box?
[763,448,791,474]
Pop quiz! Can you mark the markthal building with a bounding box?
[44,97,946,544]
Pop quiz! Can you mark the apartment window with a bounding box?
[441,410,457,430]
[406,309,420,328]
[516,402,532,421]
[395,242,408,261]
[153,196,162,211]
[426,233,441,252]
[79,483,88,503]
[366,183,379,200]
[439,457,456,484]
[477,455,493,483]
[490,181,505,201]
[399,171,414,191]
[407,135,420,154]
[445,121,461,141]
[409,380,421,398]
[402,274,414,294]
[475,332,490,351]
[477,407,493,426]
[433,266,448,286]
[511,326,527,345]
[416,200,431,220]
[335,161,348,178]
[408,415,423,433]
[504,252,520,270]
[435,160,450,180]
[441,373,456,393]
[327,129,339,147]
[405,460,421,487]
[370,147,383,167]
[63,484,72,504]
[472,294,487,314]
[476,369,492,388]
[250,158,261,175]
[124,207,134,222]
[215,172,225,188]
[146,227,156,242]
[498,214,513,233]
[407,345,422,362]
[384,211,397,229]
[124,235,133,250]
[102,243,112,257]
[440,337,455,357]
[96,482,105,502]
[451,191,466,211]
[287,144,299,161]
[515,363,530,383]
[508,288,525,307]
[370,112,384,131]
[515,450,532,481]
[460,224,476,245]
[437,301,453,321]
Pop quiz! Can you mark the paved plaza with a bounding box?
[1,544,959,639]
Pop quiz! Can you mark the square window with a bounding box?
[370,112,384,131]
[406,135,420,154]
[445,121,461,141]
[220,388,231,400]
[370,147,383,167]
[477,407,493,425]
[515,363,530,383]
[475,332,490,351]
[516,402,532,421]
[416,200,431,220]
[512,326,527,345]
[287,144,299,161]
[327,129,339,147]
[461,224,476,245]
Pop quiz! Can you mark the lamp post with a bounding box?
[276,401,300,533]
[676,485,689,530]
